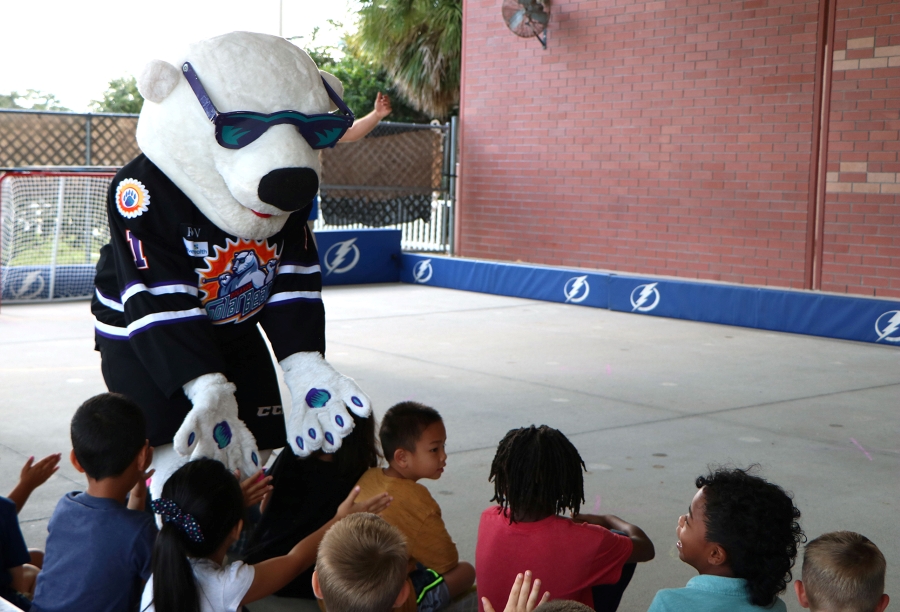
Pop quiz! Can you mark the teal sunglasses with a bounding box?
[182,62,355,150]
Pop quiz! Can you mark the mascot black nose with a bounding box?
[257,167,320,212]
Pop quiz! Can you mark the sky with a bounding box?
[0,0,362,112]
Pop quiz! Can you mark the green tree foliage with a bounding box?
[91,76,144,114]
[355,0,461,119]
[0,90,69,111]
[303,33,430,123]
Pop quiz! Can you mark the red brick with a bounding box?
[458,0,899,299]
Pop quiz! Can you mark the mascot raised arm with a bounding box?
[91,32,368,494]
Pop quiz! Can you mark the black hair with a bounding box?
[489,425,585,522]
[71,393,146,480]
[379,401,442,462]
[150,458,245,612]
[334,412,381,479]
[697,466,804,607]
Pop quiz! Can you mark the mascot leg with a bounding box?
[148,443,189,501]
[149,444,275,501]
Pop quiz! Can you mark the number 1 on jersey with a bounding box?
[126,230,149,269]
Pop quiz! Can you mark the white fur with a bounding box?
[149,444,272,508]
[174,373,261,478]
[136,32,334,240]
[281,352,371,457]
[137,60,180,103]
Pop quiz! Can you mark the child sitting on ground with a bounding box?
[31,393,155,612]
[647,466,804,612]
[140,457,390,612]
[794,531,889,612]
[1,453,61,610]
[312,513,410,612]
[243,412,380,599]
[476,425,654,612]
[355,401,476,612]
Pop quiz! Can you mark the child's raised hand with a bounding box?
[19,453,61,491]
[8,452,63,513]
[335,486,392,520]
[482,571,549,612]
[237,469,273,508]
[127,468,155,511]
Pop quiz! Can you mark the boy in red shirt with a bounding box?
[476,426,654,612]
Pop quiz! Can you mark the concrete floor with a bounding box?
[1,283,898,612]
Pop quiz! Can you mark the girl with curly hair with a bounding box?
[648,466,805,612]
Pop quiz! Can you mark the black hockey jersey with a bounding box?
[92,154,325,403]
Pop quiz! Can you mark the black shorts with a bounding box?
[97,325,286,450]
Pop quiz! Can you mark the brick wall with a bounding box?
[821,0,900,297]
[458,0,900,298]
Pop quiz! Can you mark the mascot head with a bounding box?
[135,31,348,240]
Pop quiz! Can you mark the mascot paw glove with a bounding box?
[175,373,261,477]
[281,352,371,457]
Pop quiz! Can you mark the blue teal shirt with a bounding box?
[648,575,787,612]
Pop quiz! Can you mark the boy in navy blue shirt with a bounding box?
[31,393,156,612]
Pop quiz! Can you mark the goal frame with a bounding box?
[0,167,117,310]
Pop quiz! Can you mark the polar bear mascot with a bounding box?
[91,31,368,497]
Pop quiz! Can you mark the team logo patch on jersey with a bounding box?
[115,179,150,218]
[197,238,281,324]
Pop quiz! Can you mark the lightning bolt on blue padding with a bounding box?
[399,253,900,346]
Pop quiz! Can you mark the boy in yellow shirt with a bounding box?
[356,402,475,612]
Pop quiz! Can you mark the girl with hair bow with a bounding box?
[141,458,391,612]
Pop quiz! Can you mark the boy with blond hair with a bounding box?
[313,513,410,612]
[355,402,475,612]
[795,531,889,612]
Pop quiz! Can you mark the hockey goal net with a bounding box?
[0,169,115,304]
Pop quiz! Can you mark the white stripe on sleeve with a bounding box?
[267,291,322,304]
[126,308,208,335]
[94,320,129,337]
[121,283,199,304]
[95,289,124,312]
[277,264,321,275]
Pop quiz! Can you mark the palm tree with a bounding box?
[355,0,461,119]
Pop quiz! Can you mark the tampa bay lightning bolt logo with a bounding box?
[324,238,361,275]
[563,275,590,303]
[874,310,900,343]
[413,259,433,284]
[630,282,661,312]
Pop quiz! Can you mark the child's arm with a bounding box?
[573,514,655,562]
[442,562,477,599]
[241,486,392,605]
[8,454,61,513]
[127,452,155,512]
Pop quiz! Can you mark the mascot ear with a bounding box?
[319,70,344,112]
[138,59,182,103]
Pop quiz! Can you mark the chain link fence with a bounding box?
[316,121,455,251]
[0,109,456,253]
[0,109,140,167]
